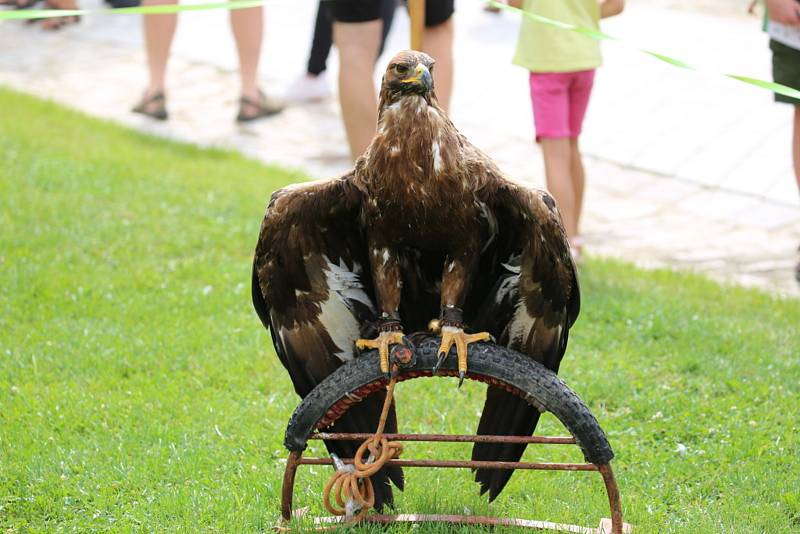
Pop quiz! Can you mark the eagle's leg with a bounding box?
[434,253,493,386]
[356,246,408,375]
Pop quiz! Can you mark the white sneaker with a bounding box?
[795,245,799,284]
[569,235,584,266]
[283,72,332,103]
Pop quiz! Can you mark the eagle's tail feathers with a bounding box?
[471,386,541,501]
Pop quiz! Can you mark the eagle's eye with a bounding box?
[395,64,409,75]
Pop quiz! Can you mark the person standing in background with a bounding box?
[132,0,283,122]
[284,0,396,103]
[764,0,800,282]
[509,0,623,262]
[329,0,455,161]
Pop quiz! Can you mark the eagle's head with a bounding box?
[381,50,435,100]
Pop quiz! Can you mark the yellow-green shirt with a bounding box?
[512,0,602,73]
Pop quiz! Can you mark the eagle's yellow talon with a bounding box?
[356,331,407,374]
[436,327,492,382]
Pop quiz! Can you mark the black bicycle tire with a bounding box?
[284,335,614,465]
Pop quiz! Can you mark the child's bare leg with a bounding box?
[569,137,585,236]
[793,105,800,193]
[541,138,578,238]
[795,106,800,282]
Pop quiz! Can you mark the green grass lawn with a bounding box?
[1,86,799,533]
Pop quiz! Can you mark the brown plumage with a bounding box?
[252,50,580,503]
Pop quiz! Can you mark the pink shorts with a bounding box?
[529,70,595,140]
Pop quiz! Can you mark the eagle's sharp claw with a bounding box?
[433,351,447,374]
[458,371,466,388]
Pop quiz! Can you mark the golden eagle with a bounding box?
[252,50,580,505]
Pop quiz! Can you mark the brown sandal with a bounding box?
[132,91,168,121]
[236,90,284,123]
[39,15,80,30]
[35,0,80,30]
[2,0,41,8]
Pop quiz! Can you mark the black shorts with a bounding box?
[330,0,454,28]
[771,39,800,105]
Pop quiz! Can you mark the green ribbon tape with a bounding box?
[2,0,798,100]
[0,0,263,20]
[488,0,800,101]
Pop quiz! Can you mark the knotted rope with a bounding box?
[322,367,404,523]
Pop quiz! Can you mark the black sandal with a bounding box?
[132,91,168,121]
[236,90,284,123]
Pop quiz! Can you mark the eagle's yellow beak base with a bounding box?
[401,63,433,92]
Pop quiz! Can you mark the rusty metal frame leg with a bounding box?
[281,451,302,522]
[598,464,623,534]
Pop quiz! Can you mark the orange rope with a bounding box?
[322,368,404,523]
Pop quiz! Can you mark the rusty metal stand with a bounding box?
[280,432,631,533]
[276,338,633,533]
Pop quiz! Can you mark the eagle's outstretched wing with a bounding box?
[468,174,581,501]
[252,174,403,509]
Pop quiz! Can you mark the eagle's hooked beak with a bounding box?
[401,63,433,92]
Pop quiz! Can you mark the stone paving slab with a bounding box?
[0,0,798,296]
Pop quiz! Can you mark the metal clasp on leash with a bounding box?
[329,454,360,519]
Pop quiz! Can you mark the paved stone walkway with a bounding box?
[1,0,798,295]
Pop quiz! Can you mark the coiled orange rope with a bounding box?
[322,368,403,523]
